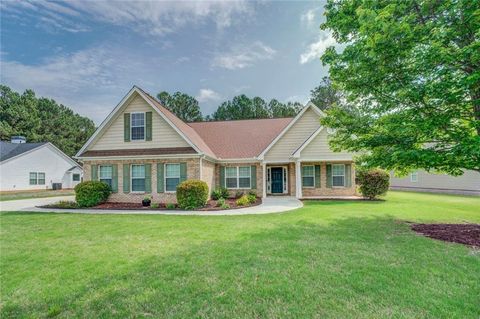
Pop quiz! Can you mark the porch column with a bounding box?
[295,160,302,199]
[262,162,267,198]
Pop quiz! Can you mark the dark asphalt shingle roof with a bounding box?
[0,141,47,162]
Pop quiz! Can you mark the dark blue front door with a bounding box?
[271,167,283,194]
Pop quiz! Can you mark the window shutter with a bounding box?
[124,113,130,142]
[157,163,164,193]
[91,164,98,181]
[345,164,352,187]
[315,165,321,188]
[123,164,130,193]
[145,164,152,193]
[180,162,187,183]
[111,164,118,193]
[326,164,332,188]
[250,165,257,189]
[146,111,152,141]
[220,166,225,188]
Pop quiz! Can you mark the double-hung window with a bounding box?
[225,166,251,189]
[99,165,113,187]
[238,167,251,188]
[302,166,314,187]
[131,164,145,192]
[165,163,181,192]
[29,172,45,185]
[410,172,418,182]
[29,172,37,185]
[37,173,45,185]
[332,164,345,187]
[131,112,145,140]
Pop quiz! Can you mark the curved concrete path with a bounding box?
[3,196,303,216]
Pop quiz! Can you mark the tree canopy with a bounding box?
[157,91,203,122]
[320,0,480,174]
[211,95,302,121]
[0,85,96,157]
[310,77,342,111]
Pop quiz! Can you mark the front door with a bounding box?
[271,167,283,194]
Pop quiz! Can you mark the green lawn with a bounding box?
[0,190,74,201]
[1,191,479,318]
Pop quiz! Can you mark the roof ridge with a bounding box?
[188,117,294,124]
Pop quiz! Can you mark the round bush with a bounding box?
[74,181,111,207]
[176,180,209,210]
[357,169,390,200]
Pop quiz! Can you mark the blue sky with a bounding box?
[1,1,334,124]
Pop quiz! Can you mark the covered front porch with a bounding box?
[261,161,357,199]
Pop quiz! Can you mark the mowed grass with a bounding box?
[0,190,74,201]
[1,191,479,318]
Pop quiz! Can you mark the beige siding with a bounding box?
[390,170,480,194]
[90,93,190,151]
[265,108,320,161]
[300,129,354,160]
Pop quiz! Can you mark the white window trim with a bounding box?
[225,166,251,189]
[130,164,146,193]
[164,163,181,193]
[29,172,46,185]
[410,172,418,183]
[130,112,146,142]
[29,172,38,185]
[98,165,113,188]
[332,164,345,188]
[302,165,315,188]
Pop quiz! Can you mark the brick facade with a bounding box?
[83,158,355,202]
[301,161,356,196]
[214,162,263,198]
[83,158,200,203]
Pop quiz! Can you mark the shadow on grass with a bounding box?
[2,215,479,318]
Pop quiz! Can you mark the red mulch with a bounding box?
[93,198,262,211]
[411,223,480,247]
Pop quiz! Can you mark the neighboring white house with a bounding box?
[390,170,480,196]
[0,137,83,191]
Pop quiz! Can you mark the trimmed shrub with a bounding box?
[357,169,390,200]
[211,187,229,200]
[165,203,176,210]
[236,194,250,206]
[176,180,209,210]
[247,194,256,204]
[74,181,111,207]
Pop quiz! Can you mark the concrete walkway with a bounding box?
[3,196,303,216]
[0,195,75,212]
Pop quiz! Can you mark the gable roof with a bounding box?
[0,141,81,169]
[0,141,47,162]
[189,118,293,159]
[258,102,325,159]
[76,86,321,161]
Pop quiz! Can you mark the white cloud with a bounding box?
[212,41,276,70]
[301,8,316,25]
[299,33,336,64]
[1,0,253,35]
[196,89,221,103]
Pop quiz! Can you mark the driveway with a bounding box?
[0,196,75,212]
[6,196,303,215]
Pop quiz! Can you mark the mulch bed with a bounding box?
[410,223,480,247]
[90,197,262,211]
